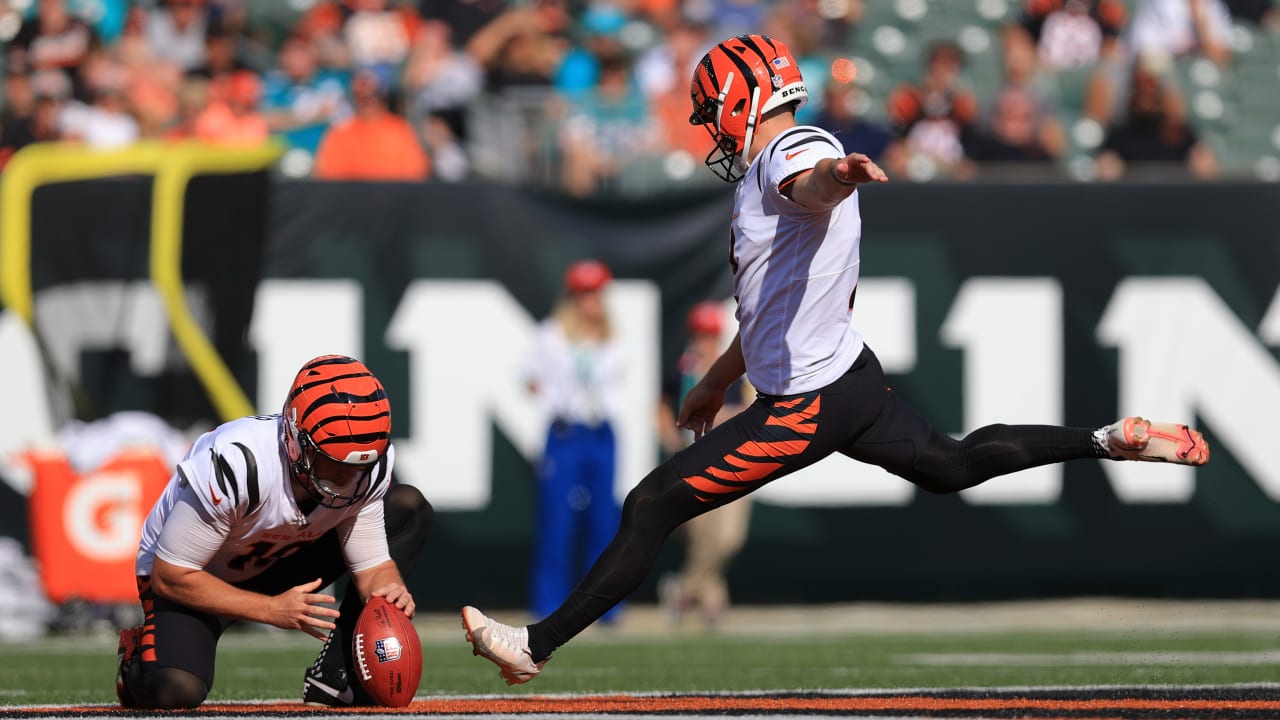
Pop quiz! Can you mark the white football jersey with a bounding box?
[731,125,865,396]
[136,414,394,584]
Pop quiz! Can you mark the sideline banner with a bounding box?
[2,179,1278,606]
[25,450,170,604]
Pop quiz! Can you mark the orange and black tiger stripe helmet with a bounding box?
[282,355,391,508]
[690,34,808,182]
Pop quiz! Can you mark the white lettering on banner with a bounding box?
[0,313,56,464]
[1,276,1248,506]
[945,279,1064,504]
[251,280,364,413]
[1098,277,1280,502]
[385,281,660,510]
[756,278,918,507]
[63,472,141,561]
[35,281,181,378]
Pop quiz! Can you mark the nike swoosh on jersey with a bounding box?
[785,149,809,160]
[209,482,223,505]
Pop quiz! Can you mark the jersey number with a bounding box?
[227,540,309,572]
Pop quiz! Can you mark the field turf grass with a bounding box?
[2,609,1279,707]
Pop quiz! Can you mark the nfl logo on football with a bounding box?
[375,637,403,663]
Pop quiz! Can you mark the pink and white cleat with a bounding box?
[1098,416,1210,465]
[461,606,546,685]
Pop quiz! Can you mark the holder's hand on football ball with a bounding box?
[353,596,423,707]
[268,578,340,640]
[372,583,416,619]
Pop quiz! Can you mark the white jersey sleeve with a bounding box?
[339,445,394,573]
[763,126,846,213]
[154,485,230,570]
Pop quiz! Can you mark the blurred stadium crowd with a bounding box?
[0,0,1278,195]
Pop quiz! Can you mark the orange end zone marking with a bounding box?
[12,692,1280,717]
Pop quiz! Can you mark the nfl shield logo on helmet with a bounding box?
[375,637,403,662]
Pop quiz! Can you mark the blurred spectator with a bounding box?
[465,4,568,92]
[188,21,252,85]
[1224,0,1280,29]
[145,0,210,72]
[524,260,626,625]
[165,75,211,139]
[885,41,980,180]
[294,0,354,69]
[313,70,430,180]
[0,72,52,167]
[966,85,1067,166]
[418,0,505,46]
[637,16,712,163]
[655,301,753,629]
[1094,54,1218,180]
[402,20,482,143]
[817,0,863,51]
[635,15,709,100]
[60,84,139,148]
[420,115,470,181]
[763,0,831,124]
[344,0,423,83]
[812,75,897,163]
[67,0,130,45]
[3,70,72,155]
[262,34,353,154]
[129,78,180,138]
[1087,0,1232,128]
[1129,0,1234,66]
[403,20,480,181]
[556,4,627,95]
[1006,0,1128,72]
[689,0,769,43]
[192,69,269,144]
[7,0,98,102]
[559,55,661,196]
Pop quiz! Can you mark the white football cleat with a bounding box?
[461,606,546,685]
[1098,416,1210,465]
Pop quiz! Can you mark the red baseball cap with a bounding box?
[686,300,724,336]
[564,260,612,293]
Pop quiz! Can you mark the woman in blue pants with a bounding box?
[524,260,626,622]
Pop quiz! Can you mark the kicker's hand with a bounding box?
[268,578,339,640]
[831,152,888,185]
[677,379,727,441]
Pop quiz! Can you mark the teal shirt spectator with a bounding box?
[33,0,127,43]
[261,69,352,154]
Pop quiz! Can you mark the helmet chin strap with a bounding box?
[738,84,762,171]
[713,71,735,129]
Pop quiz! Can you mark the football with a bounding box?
[352,596,422,707]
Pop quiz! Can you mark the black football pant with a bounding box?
[122,484,432,709]
[527,346,1101,662]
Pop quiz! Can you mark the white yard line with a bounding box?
[900,650,1280,666]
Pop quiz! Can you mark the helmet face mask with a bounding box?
[287,415,372,509]
[689,35,808,182]
[282,355,390,509]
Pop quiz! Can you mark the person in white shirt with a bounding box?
[523,260,627,624]
[115,355,433,709]
[460,34,1211,687]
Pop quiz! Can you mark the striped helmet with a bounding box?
[690,34,808,182]
[282,355,391,508]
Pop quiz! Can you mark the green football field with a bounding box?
[3,601,1280,707]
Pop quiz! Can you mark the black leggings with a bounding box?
[529,346,1098,661]
[125,484,433,709]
